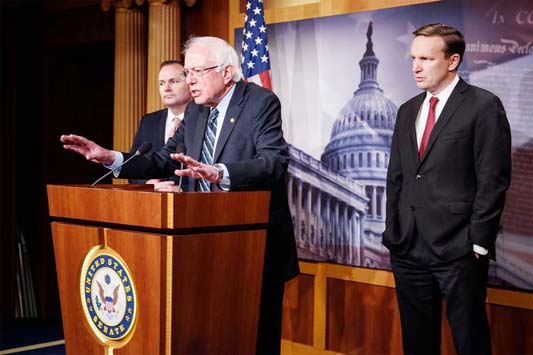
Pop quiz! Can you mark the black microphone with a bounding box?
[90,142,153,187]
[175,143,186,192]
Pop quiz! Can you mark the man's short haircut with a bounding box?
[182,36,244,82]
[413,23,465,65]
[160,60,184,69]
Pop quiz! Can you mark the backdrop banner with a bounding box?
[236,0,533,291]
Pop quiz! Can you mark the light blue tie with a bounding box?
[199,108,219,191]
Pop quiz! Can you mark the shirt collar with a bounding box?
[167,108,184,121]
[213,83,236,120]
[425,74,460,105]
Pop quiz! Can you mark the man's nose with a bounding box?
[185,75,195,85]
[412,59,421,73]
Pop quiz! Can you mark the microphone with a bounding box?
[90,142,153,187]
[175,143,186,192]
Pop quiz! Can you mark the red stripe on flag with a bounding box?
[259,71,272,90]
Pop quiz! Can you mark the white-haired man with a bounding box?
[61,36,299,355]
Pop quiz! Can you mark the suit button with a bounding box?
[416,174,422,180]
[410,206,415,211]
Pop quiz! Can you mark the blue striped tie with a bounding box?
[199,108,219,191]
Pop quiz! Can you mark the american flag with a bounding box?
[241,0,272,90]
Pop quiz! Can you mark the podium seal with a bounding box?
[80,245,138,349]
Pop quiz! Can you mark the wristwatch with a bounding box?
[212,163,224,183]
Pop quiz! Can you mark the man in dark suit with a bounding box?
[61,36,299,355]
[383,23,511,355]
[129,60,191,189]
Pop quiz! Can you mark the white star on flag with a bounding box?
[240,0,272,90]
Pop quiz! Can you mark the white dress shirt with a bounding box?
[415,75,459,148]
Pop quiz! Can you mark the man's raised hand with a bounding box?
[60,134,115,165]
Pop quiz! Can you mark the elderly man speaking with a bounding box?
[61,36,299,355]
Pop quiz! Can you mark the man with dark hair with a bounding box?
[61,36,299,355]
[383,23,511,354]
[129,60,192,190]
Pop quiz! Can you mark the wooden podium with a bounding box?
[47,184,270,355]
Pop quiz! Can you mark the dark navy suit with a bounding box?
[120,80,299,354]
[383,78,511,354]
[129,109,182,186]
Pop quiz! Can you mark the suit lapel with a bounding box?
[408,94,425,164]
[158,109,168,145]
[190,106,210,161]
[213,81,245,162]
[420,79,468,164]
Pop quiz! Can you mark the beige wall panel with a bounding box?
[113,6,147,157]
[146,0,182,113]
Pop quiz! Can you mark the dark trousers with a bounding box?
[255,272,285,355]
[390,231,491,355]
[255,229,287,355]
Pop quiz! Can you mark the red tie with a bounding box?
[419,96,439,159]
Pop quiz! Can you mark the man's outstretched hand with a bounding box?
[60,134,115,165]
[171,153,221,183]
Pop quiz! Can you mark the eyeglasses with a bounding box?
[183,65,219,79]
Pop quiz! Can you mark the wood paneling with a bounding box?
[229,0,439,42]
[52,221,268,354]
[487,287,533,310]
[107,228,166,355]
[281,340,343,355]
[282,274,315,346]
[170,231,265,354]
[48,185,166,227]
[326,279,402,354]
[489,304,533,354]
[282,261,533,354]
[47,185,270,229]
[49,186,270,354]
[182,0,229,41]
[51,223,104,354]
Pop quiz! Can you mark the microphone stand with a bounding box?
[175,142,187,192]
[90,153,140,187]
[90,142,152,187]
[177,161,184,191]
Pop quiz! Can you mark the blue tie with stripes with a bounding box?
[199,108,219,191]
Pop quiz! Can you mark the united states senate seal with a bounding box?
[80,245,138,348]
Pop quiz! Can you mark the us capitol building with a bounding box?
[287,22,397,269]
